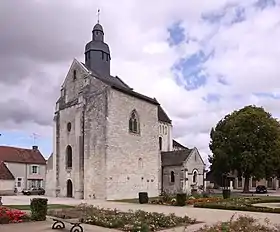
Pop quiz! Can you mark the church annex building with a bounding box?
[46,22,206,200]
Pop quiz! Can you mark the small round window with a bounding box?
[67,122,71,132]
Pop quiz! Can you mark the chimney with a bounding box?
[32,145,38,150]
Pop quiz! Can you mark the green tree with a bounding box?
[209,105,280,192]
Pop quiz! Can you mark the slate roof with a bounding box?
[173,140,188,149]
[0,161,15,180]
[161,149,193,166]
[0,146,46,165]
[158,105,172,123]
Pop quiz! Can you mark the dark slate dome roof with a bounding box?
[93,23,103,32]
[85,40,110,54]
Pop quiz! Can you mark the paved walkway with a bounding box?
[2,195,280,226]
[0,220,120,232]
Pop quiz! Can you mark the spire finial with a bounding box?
[97,9,100,23]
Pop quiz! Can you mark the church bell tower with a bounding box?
[84,13,111,77]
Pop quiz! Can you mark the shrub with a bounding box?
[197,215,280,232]
[159,191,173,203]
[30,198,48,221]
[176,193,187,206]
[0,206,29,224]
[222,189,231,199]
[202,191,210,198]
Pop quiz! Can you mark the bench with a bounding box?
[51,218,83,232]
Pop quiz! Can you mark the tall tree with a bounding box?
[209,105,280,192]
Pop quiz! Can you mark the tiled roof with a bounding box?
[173,140,188,149]
[0,146,46,165]
[0,161,15,180]
[80,62,159,106]
[158,106,172,123]
[161,149,193,166]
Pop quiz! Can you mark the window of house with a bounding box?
[106,54,109,61]
[73,70,77,80]
[170,171,175,183]
[129,110,140,134]
[66,145,73,169]
[102,52,104,60]
[32,166,38,174]
[194,153,197,162]
[193,171,197,183]
[165,126,167,135]
[159,137,162,150]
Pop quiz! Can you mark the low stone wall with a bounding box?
[0,190,15,196]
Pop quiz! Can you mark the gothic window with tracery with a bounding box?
[129,110,140,134]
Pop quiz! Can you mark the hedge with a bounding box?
[30,198,48,221]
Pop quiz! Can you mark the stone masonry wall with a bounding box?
[106,89,160,200]
[162,165,183,194]
[159,122,172,152]
[51,60,89,199]
[83,77,109,200]
[58,105,83,198]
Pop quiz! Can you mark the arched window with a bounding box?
[129,110,140,134]
[193,170,197,183]
[159,137,162,150]
[66,145,72,169]
[171,171,175,183]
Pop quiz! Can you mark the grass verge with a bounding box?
[194,196,280,214]
[5,204,74,210]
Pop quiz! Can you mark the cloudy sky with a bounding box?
[1,0,280,163]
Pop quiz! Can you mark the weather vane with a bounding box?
[97,9,100,23]
[30,133,39,144]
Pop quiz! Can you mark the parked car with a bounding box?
[255,185,267,194]
[22,187,45,195]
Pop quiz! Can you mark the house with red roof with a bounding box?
[0,145,46,194]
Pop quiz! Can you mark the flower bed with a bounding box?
[194,197,280,214]
[196,215,280,232]
[0,206,30,224]
[186,197,222,205]
[150,195,222,206]
[48,204,198,231]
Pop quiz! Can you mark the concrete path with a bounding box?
[2,195,280,227]
[0,219,120,232]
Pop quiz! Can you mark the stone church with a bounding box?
[46,22,206,200]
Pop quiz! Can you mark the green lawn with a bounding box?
[111,196,160,203]
[111,193,280,204]
[5,204,74,210]
[194,195,280,214]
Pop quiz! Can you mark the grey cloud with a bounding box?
[0,1,93,84]
[0,0,96,129]
[0,98,51,126]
